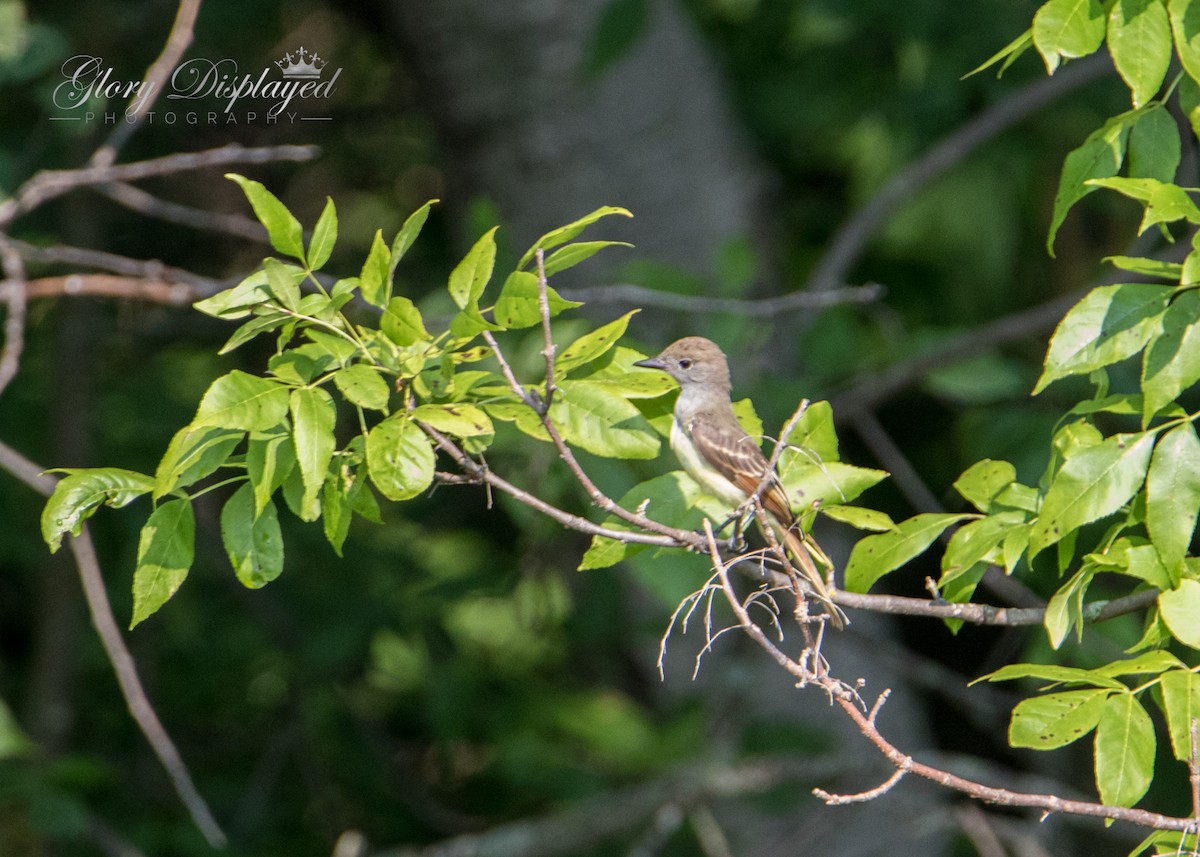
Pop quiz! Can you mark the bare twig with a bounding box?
[806,53,1111,294]
[9,237,225,291]
[0,235,28,397]
[95,182,267,241]
[89,0,204,167]
[2,274,199,305]
[0,143,319,225]
[558,281,883,316]
[535,249,557,412]
[813,766,907,805]
[0,439,225,846]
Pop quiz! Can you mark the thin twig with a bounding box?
[535,249,557,412]
[8,237,226,291]
[0,235,28,398]
[806,53,1111,294]
[2,274,199,305]
[89,0,204,167]
[0,439,226,846]
[558,281,884,316]
[95,182,267,241]
[813,766,908,805]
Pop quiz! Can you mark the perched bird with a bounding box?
[634,337,846,628]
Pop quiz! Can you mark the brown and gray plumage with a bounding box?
[635,336,846,628]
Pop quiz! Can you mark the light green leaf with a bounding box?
[1146,423,1200,572]
[220,484,283,588]
[731,398,763,441]
[844,512,969,593]
[153,425,243,499]
[1044,564,1097,648]
[782,400,839,464]
[1170,0,1200,85]
[542,240,633,277]
[1160,669,1200,760]
[307,197,337,270]
[334,365,391,412]
[449,227,498,310]
[519,206,633,270]
[556,311,638,374]
[130,499,195,628]
[218,311,291,355]
[1033,0,1107,73]
[226,173,304,261]
[193,270,272,320]
[246,431,295,517]
[550,380,659,459]
[380,296,430,346]
[820,504,894,532]
[1095,692,1155,807]
[954,459,1017,513]
[980,662,1127,689]
[1142,290,1200,420]
[1108,0,1172,107]
[1159,578,1200,647]
[492,271,582,330]
[781,461,888,512]
[262,257,301,312]
[1034,283,1170,393]
[322,471,352,556]
[1103,254,1182,280]
[290,387,336,521]
[359,229,391,308]
[412,403,494,438]
[940,511,1023,588]
[388,200,437,285]
[1047,112,1138,254]
[484,401,552,442]
[1094,650,1184,678]
[268,344,337,385]
[41,468,155,552]
[1030,431,1156,558]
[365,415,435,501]
[193,371,290,432]
[1008,688,1111,749]
[964,28,1033,78]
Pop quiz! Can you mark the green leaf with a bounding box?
[1094,692,1155,807]
[1159,578,1200,646]
[246,431,295,517]
[1047,112,1138,254]
[580,472,706,570]
[485,401,552,442]
[226,174,304,261]
[307,197,337,270]
[220,484,283,588]
[153,425,243,499]
[193,270,272,320]
[334,365,391,412]
[1145,423,1200,573]
[519,206,633,270]
[964,28,1033,78]
[1103,254,1182,280]
[1160,669,1200,760]
[268,344,337,385]
[263,257,302,313]
[193,371,290,432]
[542,240,633,276]
[782,400,839,464]
[290,387,336,521]
[1142,290,1200,420]
[359,229,391,308]
[218,311,291,354]
[781,461,888,511]
[981,662,1127,689]
[380,296,430,346]
[1170,0,1200,85]
[322,471,352,556]
[492,271,582,330]
[550,380,659,459]
[556,311,638,373]
[41,468,155,552]
[449,227,498,310]
[1094,650,1184,677]
[1033,0,1107,73]
[940,511,1023,588]
[1009,688,1111,749]
[844,512,969,593]
[412,403,494,438]
[954,459,1017,513]
[388,199,437,283]
[1108,0,1172,107]
[1127,104,1180,180]
[365,415,435,501]
[130,499,195,628]
[1029,431,1156,558]
[1034,283,1169,393]
[1044,564,1097,648]
[820,504,894,532]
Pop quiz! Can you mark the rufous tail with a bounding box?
[782,528,847,629]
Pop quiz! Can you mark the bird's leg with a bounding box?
[711,508,753,552]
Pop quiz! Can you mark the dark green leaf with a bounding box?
[1127,104,1180,180]
[41,468,154,552]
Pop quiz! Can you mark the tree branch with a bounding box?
[557,281,884,316]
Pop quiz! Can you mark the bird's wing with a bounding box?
[687,411,795,525]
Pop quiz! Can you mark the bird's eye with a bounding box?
[678,359,693,369]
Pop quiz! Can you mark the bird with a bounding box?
[634,336,846,628]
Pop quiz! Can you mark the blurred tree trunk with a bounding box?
[383,0,767,281]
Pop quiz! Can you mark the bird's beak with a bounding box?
[633,355,665,370]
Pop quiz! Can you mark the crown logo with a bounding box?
[275,47,326,79]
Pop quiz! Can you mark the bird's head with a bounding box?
[633,336,731,391]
